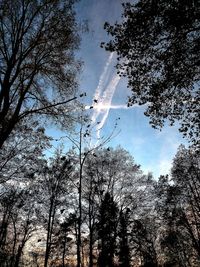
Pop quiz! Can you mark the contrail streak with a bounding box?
[85,104,139,110]
[91,53,114,125]
[96,109,110,139]
[89,53,126,144]
[91,73,120,124]
[93,52,114,101]
[95,73,121,139]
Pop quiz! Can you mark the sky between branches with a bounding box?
[47,0,187,178]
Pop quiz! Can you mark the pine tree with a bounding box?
[118,210,131,267]
[98,192,118,267]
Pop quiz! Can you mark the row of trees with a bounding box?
[0,130,200,267]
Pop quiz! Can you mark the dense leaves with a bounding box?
[156,146,200,266]
[103,0,200,146]
[98,192,118,267]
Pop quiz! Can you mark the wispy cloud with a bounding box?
[95,74,121,138]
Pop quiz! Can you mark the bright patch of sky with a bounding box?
[47,0,188,179]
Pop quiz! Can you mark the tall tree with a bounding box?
[156,175,193,267]
[64,113,116,267]
[130,218,158,267]
[171,145,200,262]
[36,151,73,267]
[97,192,118,267]
[82,147,149,266]
[0,0,81,148]
[103,0,200,146]
[63,118,94,267]
[118,210,131,267]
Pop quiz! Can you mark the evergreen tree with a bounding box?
[98,192,118,267]
[118,210,131,267]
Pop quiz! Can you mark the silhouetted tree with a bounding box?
[82,161,101,267]
[156,148,200,267]
[51,214,76,267]
[0,0,82,148]
[103,0,200,146]
[64,114,117,267]
[118,210,131,267]
[156,175,192,267]
[63,118,98,267]
[97,192,118,267]
[131,218,158,267]
[171,146,200,263]
[82,147,143,267]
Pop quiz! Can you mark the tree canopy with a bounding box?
[103,0,200,146]
[0,0,81,148]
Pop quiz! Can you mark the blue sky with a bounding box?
[48,0,187,178]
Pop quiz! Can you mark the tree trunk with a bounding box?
[77,184,82,267]
[62,236,67,267]
[88,193,94,267]
[77,131,83,267]
[89,229,93,267]
[44,197,54,267]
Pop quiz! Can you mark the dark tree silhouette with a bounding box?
[103,1,200,146]
[82,146,143,267]
[0,0,81,149]
[171,146,200,262]
[131,219,158,267]
[51,215,75,267]
[98,192,118,267]
[118,210,131,267]
[156,175,193,267]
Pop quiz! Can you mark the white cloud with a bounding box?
[156,127,183,177]
[158,159,172,176]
